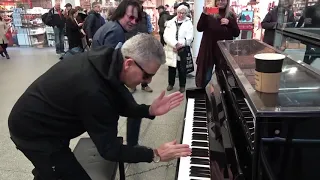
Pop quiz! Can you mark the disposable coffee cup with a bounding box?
[254,53,285,93]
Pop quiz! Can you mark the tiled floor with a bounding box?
[0,47,196,180]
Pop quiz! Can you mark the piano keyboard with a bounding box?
[177,98,211,180]
[236,97,255,149]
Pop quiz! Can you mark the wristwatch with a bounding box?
[153,149,161,163]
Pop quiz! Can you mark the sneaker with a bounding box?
[0,53,4,57]
[179,87,185,93]
[142,86,153,93]
[187,74,195,78]
[167,85,173,91]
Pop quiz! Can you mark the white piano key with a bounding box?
[177,99,194,180]
[178,98,211,180]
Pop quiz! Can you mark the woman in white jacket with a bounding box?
[163,5,193,93]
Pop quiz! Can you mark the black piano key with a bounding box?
[190,166,211,172]
[190,169,211,174]
[194,107,206,111]
[191,141,208,147]
[193,117,207,122]
[190,169,211,176]
[194,104,206,108]
[240,107,249,110]
[191,158,210,165]
[190,166,210,171]
[191,148,209,157]
[192,134,208,141]
[194,112,206,117]
[190,172,211,178]
[242,111,252,117]
[192,128,207,133]
[244,117,253,121]
[195,100,205,103]
[195,99,205,102]
[193,122,207,127]
[238,102,246,106]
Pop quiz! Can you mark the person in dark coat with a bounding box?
[195,0,240,88]
[92,0,141,48]
[261,0,295,46]
[157,5,170,46]
[48,2,66,54]
[125,4,154,93]
[84,2,105,44]
[8,33,190,180]
[92,0,146,148]
[66,9,84,50]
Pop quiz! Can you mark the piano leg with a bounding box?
[252,118,261,180]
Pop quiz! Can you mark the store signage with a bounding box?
[238,23,254,30]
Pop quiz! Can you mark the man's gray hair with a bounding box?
[121,33,166,65]
[177,5,189,14]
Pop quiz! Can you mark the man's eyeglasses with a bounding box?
[126,14,139,23]
[134,61,155,80]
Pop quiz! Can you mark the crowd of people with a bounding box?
[7,0,242,179]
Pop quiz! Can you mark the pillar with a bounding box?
[192,0,205,59]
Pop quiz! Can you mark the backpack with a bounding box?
[41,12,52,26]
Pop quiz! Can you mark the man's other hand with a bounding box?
[149,91,184,116]
[156,140,191,162]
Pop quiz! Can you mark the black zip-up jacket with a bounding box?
[158,11,170,34]
[48,7,66,28]
[8,46,155,163]
[85,10,105,39]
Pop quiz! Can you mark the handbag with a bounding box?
[0,45,3,53]
[178,45,194,74]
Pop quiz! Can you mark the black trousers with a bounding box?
[126,117,142,146]
[168,61,186,87]
[0,43,8,56]
[159,33,165,46]
[11,136,91,180]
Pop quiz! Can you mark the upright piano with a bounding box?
[176,39,320,180]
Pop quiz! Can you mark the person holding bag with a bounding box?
[0,16,10,59]
[164,5,194,93]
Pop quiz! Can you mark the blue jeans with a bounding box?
[126,117,142,146]
[53,27,65,53]
[204,66,214,87]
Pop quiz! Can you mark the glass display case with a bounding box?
[274,0,320,71]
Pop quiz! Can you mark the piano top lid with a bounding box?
[217,39,320,117]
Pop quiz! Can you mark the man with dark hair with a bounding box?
[92,0,146,148]
[92,0,141,48]
[125,1,154,93]
[84,2,105,44]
